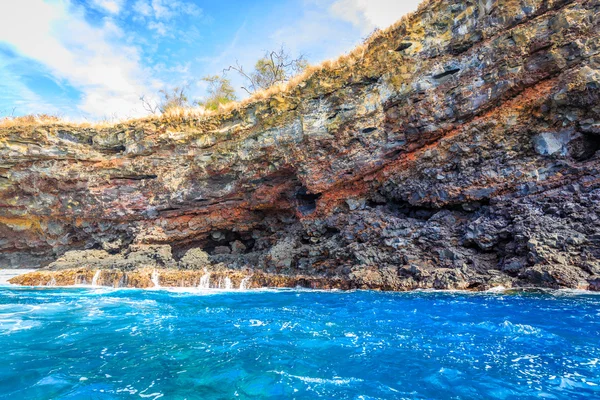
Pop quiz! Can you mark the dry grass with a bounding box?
[1,0,435,130]
[0,114,62,128]
[0,113,130,129]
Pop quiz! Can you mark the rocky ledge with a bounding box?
[3,0,600,291]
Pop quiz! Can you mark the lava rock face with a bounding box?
[3,0,600,290]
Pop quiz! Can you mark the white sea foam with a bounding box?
[139,392,163,399]
[0,269,36,285]
[0,318,41,334]
[486,286,508,293]
[272,370,363,386]
[554,289,600,296]
[500,321,541,335]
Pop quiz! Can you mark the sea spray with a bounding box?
[240,276,251,290]
[151,270,160,288]
[92,270,101,287]
[224,277,232,290]
[199,270,211,289]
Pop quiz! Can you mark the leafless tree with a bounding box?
[224,45,308,94]
[140,85,191,114]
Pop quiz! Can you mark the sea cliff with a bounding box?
[3,0,600,290]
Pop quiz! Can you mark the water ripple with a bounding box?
[0,287,598,399]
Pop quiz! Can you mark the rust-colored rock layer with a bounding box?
[2,0,600,290]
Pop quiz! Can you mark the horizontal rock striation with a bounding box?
[3,0,600,290]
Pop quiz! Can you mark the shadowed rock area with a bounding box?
[4,0,600,290]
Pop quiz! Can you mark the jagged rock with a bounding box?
[533,131,573,156]
[2,0,600,291]
[49,250,120,270]
[502,258,527,274]
[231,240,247,254]
[126,244,176,268]
[101,239,123,253]
[213,246,231,255]
[179,248,210,269]
[47,245,179,271]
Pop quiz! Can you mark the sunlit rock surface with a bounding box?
[3,0,600,290]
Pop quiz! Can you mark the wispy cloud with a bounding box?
[0,0,157,119]
[330,0,423,33]
[91,0,124,15]
[133,0,153,17]
[132,0,203,38]
[0,58,60,117]
[133,0,202,23]
[148,21,168,36]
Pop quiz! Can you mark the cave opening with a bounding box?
[572,132,600,161]
[295,187,322,215]
[171,230,256,259]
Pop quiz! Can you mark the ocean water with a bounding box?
[0,286,598,399]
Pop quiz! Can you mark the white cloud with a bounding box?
[91,0,124,14]
[133,0,201,20]
[330,0,423,33]
[133,0,152,17]
[0,0,158,119]
[148,21,168,36]
[151,0,172,19]
[132,0,202,37]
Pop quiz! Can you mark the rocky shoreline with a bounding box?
[2,0,600,292]
[8,267,600,291]
[7,244,599,291]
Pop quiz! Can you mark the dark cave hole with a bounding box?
[367,197,490,220]
[449,41,474,56]
[395,42,413,52]
[171,230,257,259]
[389,201,438,220]
[296,187,322,215]
[101,145,126,154]
[111,174,158,181]
[432,68,461,80]
[326,227,341,235]
[384,148,403,159]
[572,132,600,161]
[467,282,483,289]
[157,206,181,214]
[366,199,439,220]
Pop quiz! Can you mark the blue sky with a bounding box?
[0,0,422,121]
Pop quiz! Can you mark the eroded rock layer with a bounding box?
[3,0,600,290]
